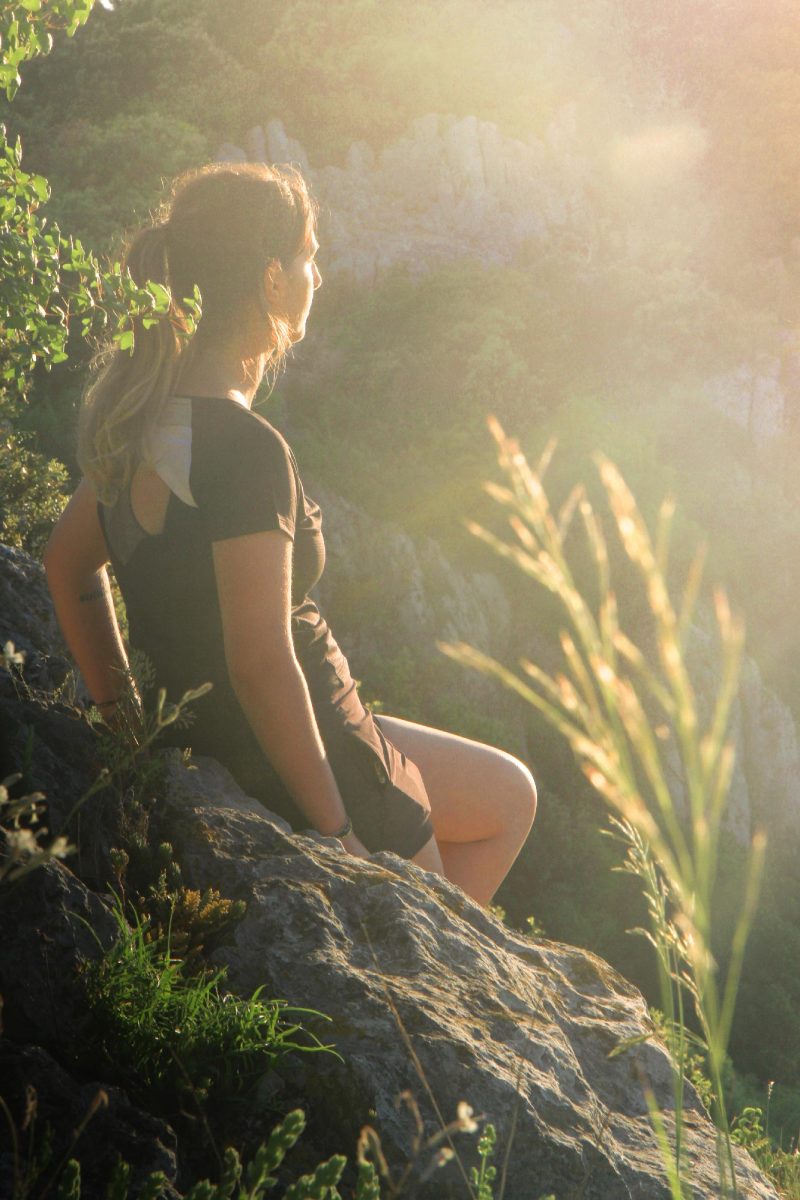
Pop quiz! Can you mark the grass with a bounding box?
[440,417,770,1198]
[80,895,339,1117]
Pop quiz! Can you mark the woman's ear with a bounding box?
[263,259,283,302]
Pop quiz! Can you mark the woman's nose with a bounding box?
[313,262,322,290]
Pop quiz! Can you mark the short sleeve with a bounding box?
[191,412,299,543]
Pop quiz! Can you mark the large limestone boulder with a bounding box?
[158,749,778,1199]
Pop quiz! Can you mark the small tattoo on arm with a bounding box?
[79,586,104,603]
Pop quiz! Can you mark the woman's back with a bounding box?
[98,394,362,780]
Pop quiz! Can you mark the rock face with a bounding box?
[218,116,799,452]
[673,625,800,845]
[0,542,781,1197]
[219,113,591,285]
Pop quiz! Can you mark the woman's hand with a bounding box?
[338,830,372,859]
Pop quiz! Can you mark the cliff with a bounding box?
[218,113,590,287]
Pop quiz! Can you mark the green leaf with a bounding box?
[31,173,49,202]
[147,282,171,309]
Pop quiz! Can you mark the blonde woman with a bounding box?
[43,162,536,907]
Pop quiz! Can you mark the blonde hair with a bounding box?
[78,162,318,505]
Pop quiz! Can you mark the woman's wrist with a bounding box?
[317,814,352,839]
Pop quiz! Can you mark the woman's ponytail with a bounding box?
[78,222,187,506]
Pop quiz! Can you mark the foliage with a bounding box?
[443,421,766,1196]
[0,391,70,554]
[728,836,800,1086]
[110,838,247,967]
[0,641,75,882]
[0,768,73,884]
[652,1010,800,1199]
[44,107,209,249]
[0,0,99,101]
[81,897,338,1117]
[729,1107,800,1199]
[469,1123,497,1200]
[649,1007,725,1118]
[0,119,200,392]
[0,1097,383,1200]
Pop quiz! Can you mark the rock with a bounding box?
[0,857,117,1057]
[215,140,248,164]
[679,624,800,844]
[0,543,77,697]
[706,358,786,447]
[737,651,800,837]
[217,112,591,284]
[0,669,119,887]
[152,749,777,1200]
[0,1041,179,1199]
[244,124,266,163]
[264,118,310,175]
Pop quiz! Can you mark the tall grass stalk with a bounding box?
[440,418,766,1197]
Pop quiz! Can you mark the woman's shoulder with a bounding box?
[180,395,303,509]
[180,397,303,540]
[191,396,296,456]
[158,394,293,468]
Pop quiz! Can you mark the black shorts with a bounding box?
[240,711,435,860]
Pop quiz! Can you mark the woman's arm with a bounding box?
[212,527,368,852]
[42,478,140,721]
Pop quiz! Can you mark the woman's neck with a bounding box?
[174,344,265,409]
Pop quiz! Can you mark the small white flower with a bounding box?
[456,1102,478,1133]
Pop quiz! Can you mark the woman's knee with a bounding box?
[497,755,537,836]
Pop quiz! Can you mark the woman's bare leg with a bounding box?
[377,714,537,907]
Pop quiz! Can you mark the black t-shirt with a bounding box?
[97,394,371,797]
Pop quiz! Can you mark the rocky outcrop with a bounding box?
[156,749,777,1199]
[219,113,592,284]
[0,541,782,1197]
[665,624,800,845]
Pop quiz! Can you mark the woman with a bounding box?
[43,162,536,907]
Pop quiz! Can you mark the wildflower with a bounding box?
[456,1102,478,1133]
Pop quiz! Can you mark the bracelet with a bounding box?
[320,815,352,839]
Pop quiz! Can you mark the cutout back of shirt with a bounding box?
[101,395,197,564]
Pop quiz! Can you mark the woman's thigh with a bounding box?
[375,714,536,845]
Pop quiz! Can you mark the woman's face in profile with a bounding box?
[271,233,322,343]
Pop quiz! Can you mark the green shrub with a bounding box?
[0,421,70,557]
